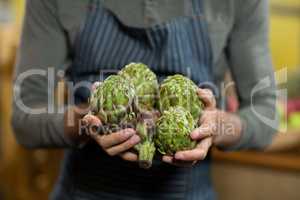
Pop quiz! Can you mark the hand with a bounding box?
[163,88,243,166]
[81,114,140,162]
[162,88,216,167]
[64,82,140,162]
[191,89,243,149]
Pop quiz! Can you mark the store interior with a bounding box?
[0,0,299,199]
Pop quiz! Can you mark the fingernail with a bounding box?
[92,82,101,91]
[131,135,140,143]
[191,131,199,139]
[124,130,134,137]
[175,153,184,160]
[127,128,136,133]
[163,156,172,163]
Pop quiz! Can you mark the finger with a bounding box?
[119,151,138,162]
[197,137,213,153]
[174,148,206,161]
[96,129,135,149]
[174,137,212,161]
[198,110,211,124]
[162,155,173,164]
[105,135,141,156]
[197,88,216,109]
[81,114,102,136]
[162,156,196,167]
[190,123,215,140]
[190,127,208,140]
[92,81,101,91]
[82,114,101,125]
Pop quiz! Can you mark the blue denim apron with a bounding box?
[51,0,216,199]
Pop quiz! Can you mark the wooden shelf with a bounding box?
[265,131,300,152]
[0,25,18,75]
[212,131,300,171]
[212,149,300,171]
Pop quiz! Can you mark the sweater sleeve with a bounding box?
[11,0,72,148]
[226,0,278,150]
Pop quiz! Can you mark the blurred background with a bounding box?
[0,0,299,199]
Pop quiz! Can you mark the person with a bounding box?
[11,0,277,199]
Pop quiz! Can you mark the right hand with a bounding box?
[81,114,140,162]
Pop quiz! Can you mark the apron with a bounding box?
[52,0,216,199]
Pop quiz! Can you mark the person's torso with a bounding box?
[51,1,236,199]
[56,0,236,87]
[68,0,213,103]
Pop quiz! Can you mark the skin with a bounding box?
[162,89,243,167]
[64,88,242,165]
[65,106,141,162]
[64,82,141,161]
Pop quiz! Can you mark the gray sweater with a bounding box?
[12,0,277,150]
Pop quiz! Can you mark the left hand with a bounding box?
[163,88,243,167]
[162,88,217,167]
